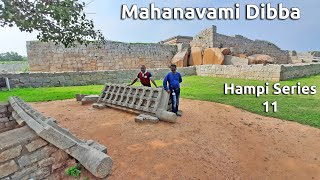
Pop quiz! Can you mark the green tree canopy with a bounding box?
[0,52,25,61]
[0,0,106,47]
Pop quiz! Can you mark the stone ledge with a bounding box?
[9,96,112,178]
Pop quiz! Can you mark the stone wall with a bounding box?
[190,25,216,48]
[160,36,193,45]
[0,97,112,179]
[0,63,319,88]
[0,103,18,133]
[280,63,320,80]
[196,63,320,81]
[196,64,282,81]
[0,67,196,88]
[189,25,290,64]
[215,34,289,64]
[27,41,177,72]
[289,51,320,63]
[0,126,75,179]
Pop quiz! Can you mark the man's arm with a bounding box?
[151,79,158,88]
[163,74,170,93]
[179,73,182,83]
[128,77,138,86]
[149,72,158,88]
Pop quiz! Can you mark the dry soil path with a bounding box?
[31,99,320,180]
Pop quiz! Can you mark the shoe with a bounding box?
[176,113,182,117]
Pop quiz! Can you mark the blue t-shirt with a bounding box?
[163,72,182,91]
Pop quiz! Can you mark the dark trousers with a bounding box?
[170,88,180,113]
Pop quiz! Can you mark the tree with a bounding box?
[0,52,25,61]
[0,0,106,47]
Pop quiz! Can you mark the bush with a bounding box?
[65,163,82,179]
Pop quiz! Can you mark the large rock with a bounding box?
[81,95,100,105]
[189,47,203,66]
[203,48,224,65]
[220,48,231,55]
[224,55,249,66]
[75,94,89,101]
[171,49,188,67]
[248,54,274,65]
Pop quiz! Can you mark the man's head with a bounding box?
[170,64,177,73]
[140,65,146,73]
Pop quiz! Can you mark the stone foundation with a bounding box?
[0,67,196,88]
[0,63,319,89]
[0,97,113,179]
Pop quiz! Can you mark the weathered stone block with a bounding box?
[11,164,37,180]
[35,167,51,179]
[38,157,55,168]
[0,122,5,129]
[75,94,88,101]
[0,108,7,113]
[135,114,159,123]
[38,126,76,150]
[18,146,57,167]
[0,160,19,178]
[0,126,37,151]
[5,121,17,128]
[66,144,113,178]
[86,140,108,153]
[0,117,9,123]
[25,138,48,152]
[92,103,106,109]
[18,155,32,167]
[81,95,99,105]
[0,145,22,163]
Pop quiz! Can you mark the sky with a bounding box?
[0,0,319,56]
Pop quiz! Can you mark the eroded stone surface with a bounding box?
[0,160,19,178]
[135,114,159,123]
[0,145,22,163]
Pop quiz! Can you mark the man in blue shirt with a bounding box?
[163,64,182,116]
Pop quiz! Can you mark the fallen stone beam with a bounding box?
[9,96,112,178]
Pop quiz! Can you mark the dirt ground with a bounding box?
[31,99,320,180]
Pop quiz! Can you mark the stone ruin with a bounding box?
[26,25,291,73]
[93,84,177,123]
[289,50,320,64]
[0,97,112,179]
[168,25,290,68]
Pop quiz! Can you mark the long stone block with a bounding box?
[0,126,37,151]
[66,143,113,178]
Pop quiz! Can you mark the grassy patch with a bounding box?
[179,75,320,128]
[0,61,28,64]
[0,85,104,102]
[0,75,319,128]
